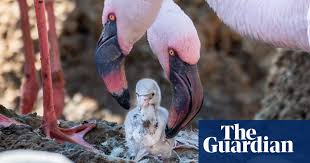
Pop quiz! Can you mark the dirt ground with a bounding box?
[0,105,198,162]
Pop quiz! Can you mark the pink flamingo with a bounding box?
[0,0,96,151]
[96,0,203,139]
[96,0,310,138]
[2,0,305,150]
[1,0,203,149]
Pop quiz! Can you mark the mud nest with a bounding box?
[0,105,198,163]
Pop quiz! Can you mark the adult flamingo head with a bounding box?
[147,0,203,138]
[95,0,163,109]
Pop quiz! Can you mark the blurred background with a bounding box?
[1,0,308,125]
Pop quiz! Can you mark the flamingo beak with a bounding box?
[165,55,204,138]
[95,20,130,110]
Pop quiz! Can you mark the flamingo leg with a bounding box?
[34,0,97,152]
[45,0,65,118]
[18,0,39,115]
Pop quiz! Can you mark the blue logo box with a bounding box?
[199,120,310,163]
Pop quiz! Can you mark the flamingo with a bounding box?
[97,0,310,139]
[3,0,303,151]
[96,0,203,139]
[0,0,97,151]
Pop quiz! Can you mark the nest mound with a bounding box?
[0,105,198,163]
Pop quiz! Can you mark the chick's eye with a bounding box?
[168,48,175,56]
[151,93,155,97]
[108,13,116,21]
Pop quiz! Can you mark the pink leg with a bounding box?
[18,0,39,115]
[45,0,65,118]
[34,0,97,152]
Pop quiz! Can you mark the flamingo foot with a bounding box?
[44,122,99,152]
[0,114,24,127]
[173,141,198,150]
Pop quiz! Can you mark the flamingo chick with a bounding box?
[124,79,174,161]
[96,0,203,139]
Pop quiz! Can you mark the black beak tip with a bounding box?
[112,89,130,110]
[165,126,178,139]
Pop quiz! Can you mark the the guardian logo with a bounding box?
[203,124,294,153]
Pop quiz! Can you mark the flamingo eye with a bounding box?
[168,48,175,56]
[108,13,116,21]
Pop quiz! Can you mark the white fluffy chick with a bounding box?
[124,78,175,161]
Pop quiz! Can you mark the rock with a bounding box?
[256,50,310,120]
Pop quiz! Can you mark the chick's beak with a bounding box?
[95,20,130,110]
[165,55,204,138]
[136,93,153,107]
